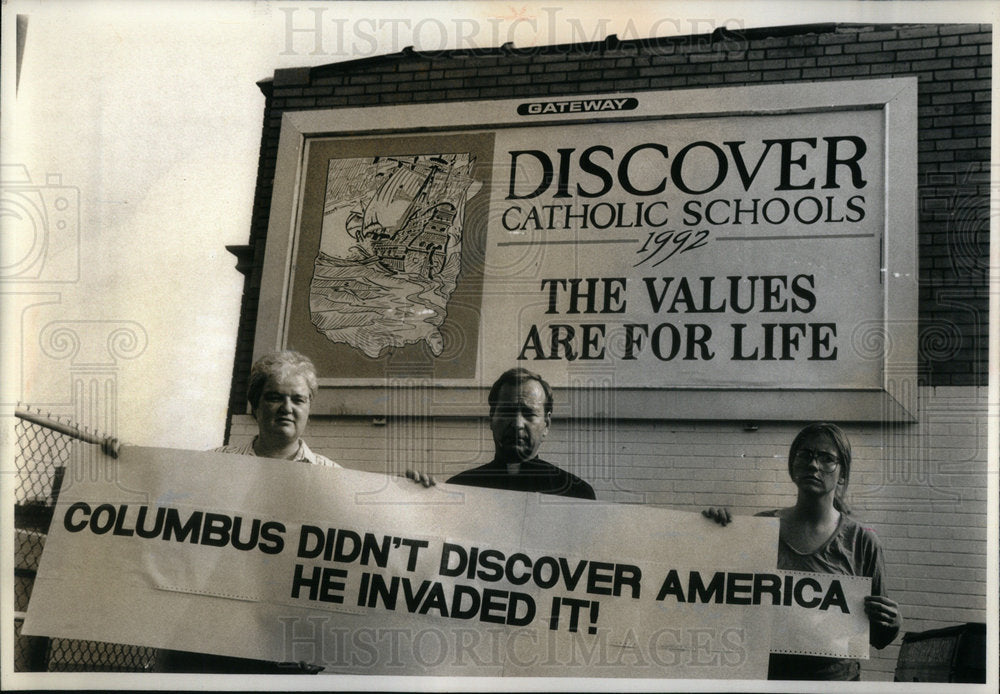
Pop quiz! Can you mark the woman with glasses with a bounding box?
[704,422,901,680]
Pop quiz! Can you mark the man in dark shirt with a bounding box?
[446,368,596,500]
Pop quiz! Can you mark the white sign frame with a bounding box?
[253,78,918,421]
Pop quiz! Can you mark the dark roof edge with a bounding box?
[257,21,951,91]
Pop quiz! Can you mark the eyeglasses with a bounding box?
[793,449,840,471]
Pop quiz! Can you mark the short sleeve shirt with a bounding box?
[755,509,890,680]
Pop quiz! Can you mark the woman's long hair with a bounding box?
[787,422,853,514]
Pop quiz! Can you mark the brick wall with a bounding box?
[225,23,991,681]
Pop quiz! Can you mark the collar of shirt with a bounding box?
[216,438,338,467]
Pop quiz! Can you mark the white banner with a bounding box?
[23,446,868,677]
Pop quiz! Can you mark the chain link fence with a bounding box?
[14,407,155,672]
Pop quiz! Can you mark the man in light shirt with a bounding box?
[158,350,335,673]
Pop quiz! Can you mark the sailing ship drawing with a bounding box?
[310,152,481,358]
